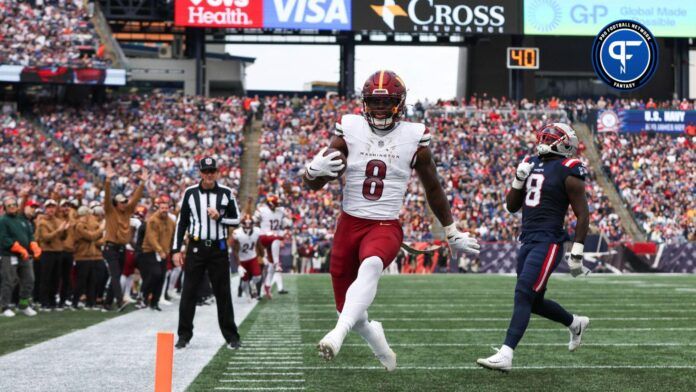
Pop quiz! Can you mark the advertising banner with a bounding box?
[0,65,126,86]
[174,0,264,28]
[263,0,351,30]
[597,109,696,133]
[524,0,696,38]
[352,0,522,35]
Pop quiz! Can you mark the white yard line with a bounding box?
[0,276,257,392]
[334,342,695,347]
[220,279,305,391]
[302,327,696,332]
[226,365,696,371]
[300,317,693,322]
[214,387,305,391]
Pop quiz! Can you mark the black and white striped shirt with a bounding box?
[172,182,240,252]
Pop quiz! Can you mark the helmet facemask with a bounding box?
[362,95,404,131]
[536,124,578,158]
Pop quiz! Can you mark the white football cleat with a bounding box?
[160,298,173,306]
[367,321,397,371]
[476,347,513,372]
[568,315,590,352]
[3,308,16,317]
[317,331,343,361]
[22,307,37,317]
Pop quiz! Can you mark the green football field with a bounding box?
[190,274,696,392]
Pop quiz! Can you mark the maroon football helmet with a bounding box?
[361,70,407,131]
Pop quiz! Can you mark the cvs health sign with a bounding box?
[263,0,351,30]
[174,0,264,28]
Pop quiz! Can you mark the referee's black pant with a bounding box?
[178,241,239,343]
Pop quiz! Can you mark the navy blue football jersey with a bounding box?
[519,156,587,243]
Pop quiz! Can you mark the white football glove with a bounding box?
[567,242,590,277]
[305,147,345,179]
[444,223,480,255]
[512,160,534,190]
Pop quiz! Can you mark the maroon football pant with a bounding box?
[329,212,403,312]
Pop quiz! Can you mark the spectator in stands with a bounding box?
[0,0,111,68]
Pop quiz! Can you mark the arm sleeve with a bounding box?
[172,191,191,252]
[75,222,102,241]
[145,219,165,254]
[126,182,145,214]
[334,116,344,137]
[563,159,587,181]
[104,180,113,213]
[0,220,12,250]
[221,196,240,226]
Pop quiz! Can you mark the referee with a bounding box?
[172,157,241,349]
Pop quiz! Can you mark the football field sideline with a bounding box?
[0,276,257,392]
[190,274,696,392]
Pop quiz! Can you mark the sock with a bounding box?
[169,267,182,291]
[331,256,383,342]
[273,272,284,291]
[271,240,281,266]
[500,345,514,358]
[352,311,390,355]
[264,263,275,288]
[119,275,127,296]
[124,275,134,297]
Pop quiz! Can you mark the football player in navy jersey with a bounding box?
[477,123,591,372]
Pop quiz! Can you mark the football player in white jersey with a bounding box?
[233,214,264,299]
[253,194,290,298]
[303,70,481,371]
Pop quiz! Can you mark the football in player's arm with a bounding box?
[301,70,480,372]
[302,132,479,256]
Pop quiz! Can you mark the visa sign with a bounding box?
[264,0,351,30]
[174,0,264,28]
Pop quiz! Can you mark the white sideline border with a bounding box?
[0,276,257,392]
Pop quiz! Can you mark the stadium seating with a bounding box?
[597,131,695,243]
[0,0,110,68]
[257,96,626,243]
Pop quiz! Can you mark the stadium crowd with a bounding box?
[256,94,628,251]
[597,131,695,243]
[1,94,693,316]
[0,0,110,68]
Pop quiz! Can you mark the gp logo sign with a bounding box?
[263,0,351,30]
[174,0,264,28]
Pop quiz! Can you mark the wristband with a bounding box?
[443,223,458,238]
[570,242,584,257]
[512,177,525,190]
[304,165,316,180]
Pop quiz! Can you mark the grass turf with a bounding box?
[191,274,696,391]
[0,307,134,356]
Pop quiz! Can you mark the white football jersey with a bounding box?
[254,205,285,235]
[337,114,431,220]
[233,227,260,261]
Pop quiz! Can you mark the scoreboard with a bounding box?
[507,47,539,70]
